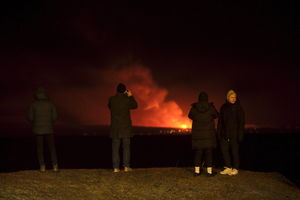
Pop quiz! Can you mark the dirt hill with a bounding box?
[1,168,299,200]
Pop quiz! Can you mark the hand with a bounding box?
[126,90,132,96]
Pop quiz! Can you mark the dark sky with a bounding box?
[1,0,299,129]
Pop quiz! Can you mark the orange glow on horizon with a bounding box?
[170,120,192,129]
[181,124,187,129]
[133,119,191,129]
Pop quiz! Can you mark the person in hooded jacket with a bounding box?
[188,92,218,177]
[218,90,245,176]
[28,88,58,172]
[108,83,138,173]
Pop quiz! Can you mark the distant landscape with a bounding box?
[1,124,300,137]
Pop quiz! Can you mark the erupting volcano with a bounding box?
[101,65,192,129]
[48,64,192,129]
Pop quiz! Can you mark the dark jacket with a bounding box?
[28,89,58,135]
[217,100,245,142]
[108,93,138,138]
[188,101,218,149]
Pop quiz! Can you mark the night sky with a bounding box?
[1,0,299,130]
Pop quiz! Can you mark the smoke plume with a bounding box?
[101,65,191,128]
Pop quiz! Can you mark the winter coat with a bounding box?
[217,100,245,142]
[28,89,58,135]
[108,93,138,139]
[188,101,218,149]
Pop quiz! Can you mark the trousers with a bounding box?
[194,148,213,167]
[112,138,130,169]
[220,138,240,169]
[36,134,58,166]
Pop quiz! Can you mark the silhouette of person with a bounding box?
[27,87,58,172]
[108,83,138,172]
[218,90,245,176]
[188,92,218,176]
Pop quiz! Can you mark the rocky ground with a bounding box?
[0,168,299,200]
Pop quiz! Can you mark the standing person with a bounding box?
[28,87,58,172]
[188,92,218,177]
[108,83,138,173]
[218,90,245,176]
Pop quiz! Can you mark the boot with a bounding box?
[206,167,216,177]
[194,166,201,176]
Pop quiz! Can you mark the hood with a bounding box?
[192,101,210,113]
[34,88,48,100]
[116,83,126,93]
[198,92,208,102]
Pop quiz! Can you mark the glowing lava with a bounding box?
[181,124,187,129]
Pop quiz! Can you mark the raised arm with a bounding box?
[128,96,138,109]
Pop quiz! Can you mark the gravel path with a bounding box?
[1,168,299,200]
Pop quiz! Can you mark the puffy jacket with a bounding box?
[188,100,218,149]
[28,88,57,135]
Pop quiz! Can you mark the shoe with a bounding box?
[194,172,201,177]
[229,168,239,176]
[113,168,120,173]
[40,165,46,173]
[206,167,216,177]
[206,172,217,177]
[220,167,232,175]
[124,167,133,172]
[53,164,59,172]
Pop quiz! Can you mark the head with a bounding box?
[226,90,237,104]
[116,83,126,93]
[198,92,208,102]
[35,87,48,100]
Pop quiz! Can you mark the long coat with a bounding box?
[28,89,58,135]
[188,101,218,149]
[108,93,138,139]
[217,100,245,142]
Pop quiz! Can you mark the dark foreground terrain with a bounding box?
[1,168,299,200]
[0,133,299,186]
